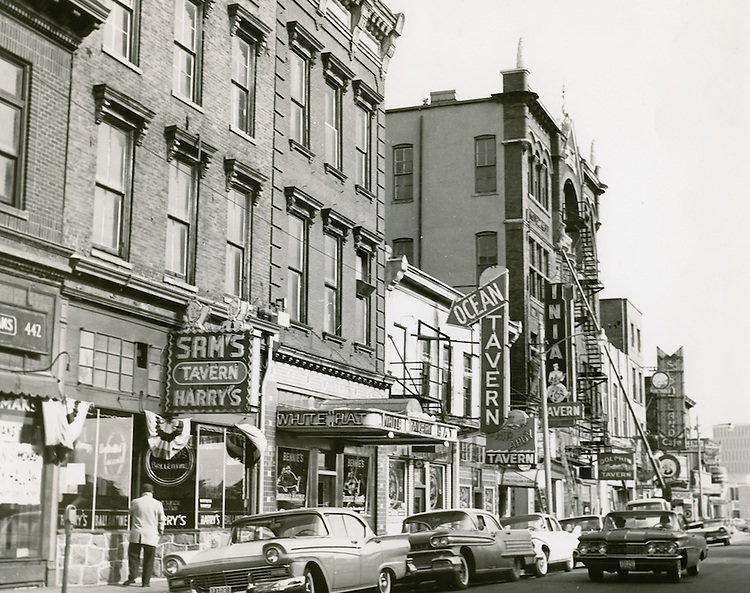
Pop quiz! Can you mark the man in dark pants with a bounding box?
[122,483,166,587]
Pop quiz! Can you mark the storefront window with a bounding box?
[430,464,445,510]
[343,455,368,512]
[0,395,43,559]
[59,410,133,529]
[277,447,309,509]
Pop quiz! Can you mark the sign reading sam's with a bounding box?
[165,330,251,414]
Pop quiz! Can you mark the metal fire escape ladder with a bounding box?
[560,248,666,492]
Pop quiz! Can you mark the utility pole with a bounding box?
[696,420,704,518]
[538,327,553,515]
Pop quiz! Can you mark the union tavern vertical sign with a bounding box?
[164,330,252,415]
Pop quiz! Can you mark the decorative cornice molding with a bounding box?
[93,84,155,146]
[352,79,383,110]
[284,186,323,220]
[352,225,382,253]
[321,52,355,89]
[0,0,109,49]
[224,158,267,202]
[274,345,393,390]
[227,3,271,54]
[286,20,325,60]
[321,208,355,240]
[164,125,217,179]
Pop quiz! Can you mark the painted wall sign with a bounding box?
[0,303,48,354]
[165,330,252,414]
[480,312,508,433]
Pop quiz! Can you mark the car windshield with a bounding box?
[232,513,327,542]
[403,511,474,533]
[561,517,600,532]
[500,515,545,531]
[603,512,678,531]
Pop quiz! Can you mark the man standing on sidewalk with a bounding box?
[122,483,165,587]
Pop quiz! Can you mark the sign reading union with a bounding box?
[165,330,252,414]
[276,409,459,443]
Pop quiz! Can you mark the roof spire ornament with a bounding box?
[590,140,597,167]
[516,37,524,69]
[561,83,569,119]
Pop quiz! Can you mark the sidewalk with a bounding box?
[13,579,169,593]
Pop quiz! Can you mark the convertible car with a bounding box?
[577,510,708,583]
[164,508,410,593]
[401,508,537,589]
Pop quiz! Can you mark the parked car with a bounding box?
[499,513,579,576]
[689,518,732,545]
[577,510,708,583]
[559,514,603,567]
[400,508,537,589]
[164,507,410,593]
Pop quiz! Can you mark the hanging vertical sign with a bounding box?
[545,283,573,404]
[654,348,686,450]
[480,310,508,433]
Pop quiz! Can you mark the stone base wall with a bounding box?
[55,529,231,586]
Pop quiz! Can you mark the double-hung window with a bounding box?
[528,237,549,301]
[476,231,498,282]
[355,106,370,190]
[166,159,197,279]
[289,51,308,147]
[393,145,413,201]
[0,54,26,208]
[231,36,257,136]
[225,188,248,296]
[94,122,132,254]
[324,83,342,170]
[103,0,139,64]
[355,251,371,344]
[173,0,201,103]
[92,84,154,259]
[463,353,473,417]
[441,344,452,414]
[474,135,496,193]
[287,214,307,323]
[323,233,341,335]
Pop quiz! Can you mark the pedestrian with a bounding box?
[122,483,165,587]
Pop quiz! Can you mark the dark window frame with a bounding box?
[393,144,414,202]
[474,135,496,194]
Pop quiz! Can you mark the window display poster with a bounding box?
[459,486,470,508]
[388,459,406,515]
[276,447,308,508]
[430,465,445,510]
[343,455,368,512]
[484,487,495,513]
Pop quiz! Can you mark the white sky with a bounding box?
[382,0,750,434]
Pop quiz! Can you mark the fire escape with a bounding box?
[564,197,609,457]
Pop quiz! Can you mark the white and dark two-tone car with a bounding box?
[164,508,410,593]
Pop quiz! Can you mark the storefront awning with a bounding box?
[235,422,268,464]
[276,398,459,445]
[0,370,62,399]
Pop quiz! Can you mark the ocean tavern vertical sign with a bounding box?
[164,330,252,415]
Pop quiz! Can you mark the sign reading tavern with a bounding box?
[165,330,252,414]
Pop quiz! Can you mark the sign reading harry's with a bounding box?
[165,330,252,414]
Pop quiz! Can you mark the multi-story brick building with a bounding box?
[384,62,610,516]
[0,0,413,587]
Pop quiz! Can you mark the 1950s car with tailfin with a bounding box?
[577,510,707,583]
[401,508,537,589]
[164,507,410,593]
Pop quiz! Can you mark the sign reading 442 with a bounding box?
[0,304,48,354]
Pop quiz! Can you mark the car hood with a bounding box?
[581,529,680,542]
[175,538,334,574]
[407,529,495,547]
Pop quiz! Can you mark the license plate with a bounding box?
[619,559,636,570]
[209,587,232,593]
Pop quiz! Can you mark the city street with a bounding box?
[398,531,750,593]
